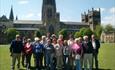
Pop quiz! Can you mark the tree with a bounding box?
[34,30,42,38]
[83,28,93,39]
[79,27,87,37]
[94,25,103,39]
[58,29,68,39]
[5,28,19,42]
[104,24,114,32]
[74,32,82,38]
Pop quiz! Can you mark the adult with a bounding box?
[40,35,47,67]
[63,40,70,70]
[55,39,63,70]
[72,38,83,70]
[91,34,100,70]
[10,34,23,70]
[44,39,55,70]
[32,37,44,70]
[23,38,33,70]
[22,37,27,67]
[82,36,93,70]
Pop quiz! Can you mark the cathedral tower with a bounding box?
[81,8,101,31]
[42,0,60,34]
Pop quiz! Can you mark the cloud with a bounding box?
[100,8,106,12]
[95,8,105,12]
[18,0,29,4]
[101,7,115,26]
[109,7,115,14]
[25,13,34,18]
[102,15,115,26]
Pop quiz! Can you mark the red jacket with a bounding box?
[24,43,33,54]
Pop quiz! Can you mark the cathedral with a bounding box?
[0,0,101,42]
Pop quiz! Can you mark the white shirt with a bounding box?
[92,40,96,49]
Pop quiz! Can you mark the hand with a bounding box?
[10,53,13,57]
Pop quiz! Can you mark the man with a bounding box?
[32,37,44,70]
[44,39,55,70]
[91,34,100,70]
[10,34,23,70]
[83,35,93,70]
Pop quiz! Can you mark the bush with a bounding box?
[5,28,20,42]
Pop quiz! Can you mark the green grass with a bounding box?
[0,43,115,70]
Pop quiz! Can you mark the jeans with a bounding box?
[46,54,54,70]
[63,55,69,70]
[75,59,81,70]
[34,53,43,70]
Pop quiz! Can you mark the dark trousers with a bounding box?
[93,51,99,69]
[34,53,43,70]
[22,53,26,67]
[63,55,69,70]
[25,54,32,69]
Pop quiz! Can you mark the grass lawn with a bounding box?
[0,43,115,70]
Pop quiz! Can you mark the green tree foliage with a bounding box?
[104,24,114,32]
[83,28,93,38]
[79,27,86,36]
[94,25,103,39]
[58,29,67,39]
[5,28,19,42]
[74,32,82,38]
[34,30,42,38]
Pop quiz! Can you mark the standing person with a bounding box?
[63,40,70,70]
[82,36,93,70]
[24,38,33,70]
[91,34,100,70]
[22,37,27,67]
[55,39,63,70]
[79,37,84,69]
[10,34,23,70]
[67,35,74,69]
[72,38,83,70]
[44,39,55,70]
[32,37,44,70]
[40,35,47,68]
[58,34,64,46]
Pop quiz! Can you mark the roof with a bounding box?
[61,21,89,25]
[15,28,39,30]
[13,20,42,24]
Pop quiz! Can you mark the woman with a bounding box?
[72,38,83,70]
[55,39,63,70]
[63,40,70,70]
[24,38,33,70]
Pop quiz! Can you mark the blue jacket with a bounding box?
[32,42,44,55]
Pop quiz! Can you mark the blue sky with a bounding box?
[0,0,115,26]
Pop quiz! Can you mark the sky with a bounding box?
[0,0,115,26]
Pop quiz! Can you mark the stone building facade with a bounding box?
[101,31,115,43]
[0,0,101,43]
